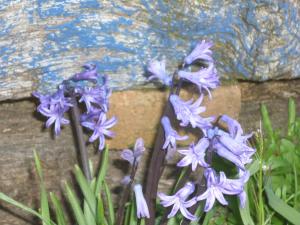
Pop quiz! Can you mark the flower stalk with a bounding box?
[70,98,92,181]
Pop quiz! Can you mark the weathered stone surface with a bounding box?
[0,0,299,101]
[239,80,300,134]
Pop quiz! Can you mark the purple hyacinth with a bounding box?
[184,40,214,65]
[169,94,215,129]
[121,138,145,165]
[177,138,210,171]
[208,115,255,169]
[77,86,110,113]
[147,59,172,86]
[161,116,188,150]
[81,112,117,150]
[134,184,150,218]
[196,168,246,212]
[158,182,197,221]
[71,63,99,82]
[221,169,250,207]
[34,88,72,136]
[178,63,219,99]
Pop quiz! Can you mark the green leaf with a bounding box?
[84,200,97,225]
[74,165,96,215]
[239,185,255,225]
[34,151,50,225]
[0,192,55,225]
[202,208,215,225]
[96,194,108,225]
[64,182,88,225]
[124,203,131,225]
[248,159,260,175]
[129,196,137,225]
[166,217,177,225]
[103,181,115,225]
[189,203,204,225]
[288,98,296,137]
[50,192,67,225]
[95,145,109,195]
[172,167,189,192]
[261,104,275,143]
[265,180,300,225]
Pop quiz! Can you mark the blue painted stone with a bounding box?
[0,0,299,100]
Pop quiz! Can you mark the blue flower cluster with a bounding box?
[125,40,255,221]
[34,64,117,151]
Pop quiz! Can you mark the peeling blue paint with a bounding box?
[80,0,100,9]
[37,0,72,19]
[0,0,299,97]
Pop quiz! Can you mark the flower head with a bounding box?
[121,138,145,165]
[134,184,150,218]
[184,40,214,65]
[33,88,72,136]
[77,86,110,113]
[177,138,210,171]
[81,112,117,150]
[147,59,172,86]
[178,64,219,99]
[196,168,245,212]
[161,116,188,150]
[158,182,197,221]
[71,63,99,82]
[169,94,214,130]
[208,115,255,169]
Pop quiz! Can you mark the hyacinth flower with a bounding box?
[196,168,246,212]
[177,138,210,171]
[33,88,72,136]
[221,169,250,207]
[121,138,145,166]
[77,85,110,113]
[147,59,172,86]
[70,63,99,82]
[169,94,215,130]
[81,112,117,150]
[178,63,220,99]
[208,115,255,169]
[184,40,214,65]
[158,182,197,221]
[134,184,150,219]
[161,116,188,150]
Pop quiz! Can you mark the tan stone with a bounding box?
[107,85,241,148]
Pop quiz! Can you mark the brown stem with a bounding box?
[116,160,138,225]
[70,98,92,181]
[144,73,183,225]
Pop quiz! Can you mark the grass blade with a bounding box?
[83,200,97,225]
[129,197,137,225]
[288,98,296,137]
[103,181,115,225]
[261,104,275,143]
[96,194,108,225]
[74,165,96,215]
[265,180,300,225]
[34,151,50,225]
[0,192,54,225]
[239,185,255,225]
[50,192,67,225]
[95,145,109,195]
[64,182,87,225]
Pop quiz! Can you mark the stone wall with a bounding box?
[1,80,300,224]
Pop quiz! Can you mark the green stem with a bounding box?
[258,133,265,225]
[293,163,298,208]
